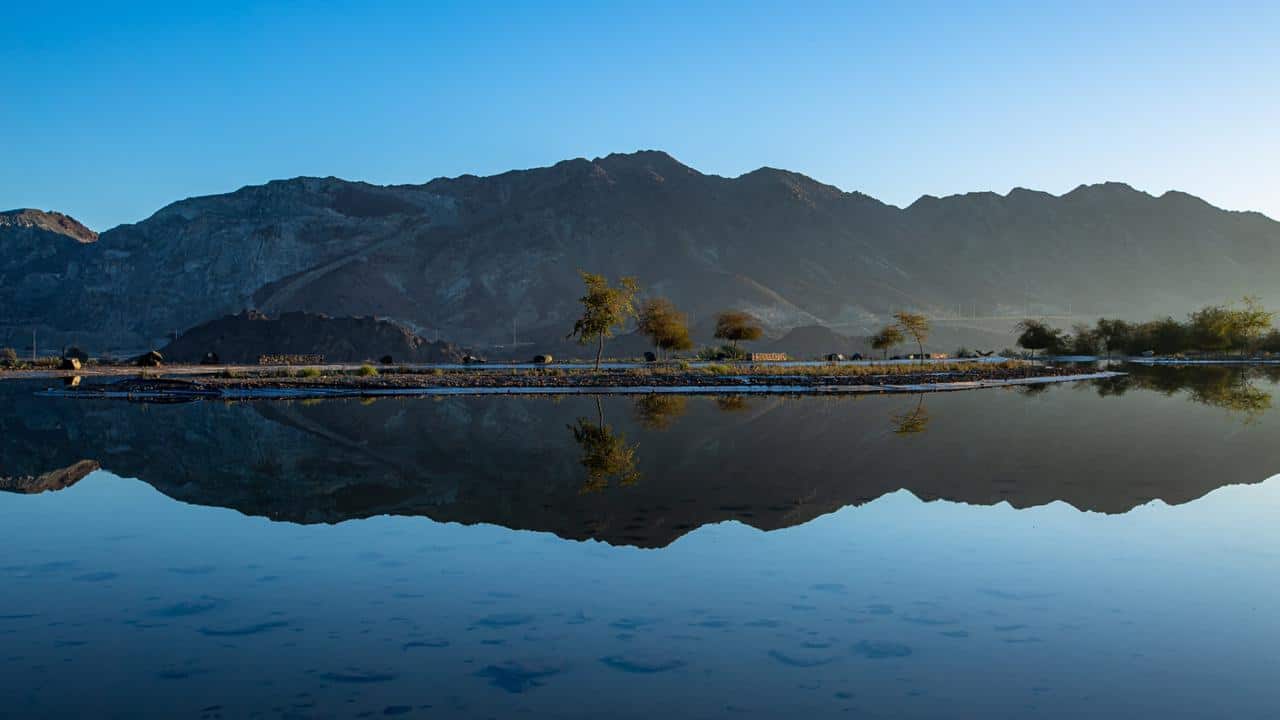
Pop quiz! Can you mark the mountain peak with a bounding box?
[0,209,98,243]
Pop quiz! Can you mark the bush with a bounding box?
[296,367,323,378]
[703,363,734,375]
[0,347,17,367]
[696,344,747,361]
[357,364,378,377]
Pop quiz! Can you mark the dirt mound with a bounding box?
[161,310,464,364]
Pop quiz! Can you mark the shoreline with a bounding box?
[28,365,1125,401]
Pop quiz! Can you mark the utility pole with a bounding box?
[31,329,36,363]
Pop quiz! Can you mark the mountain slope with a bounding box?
[3,152,1278,352]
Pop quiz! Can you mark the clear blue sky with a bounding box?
[3,1,1276,230]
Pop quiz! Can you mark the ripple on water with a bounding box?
[474,661,563,693]
[600,654,686,674]
[768,649,838,668]
[198,620,289,637]
[852,641,913,659]
[150,597,227,618]
[73,571,118,582]
[472,613,534,629]
[316,669,398,684]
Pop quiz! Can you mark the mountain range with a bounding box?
[4,150,1278,354]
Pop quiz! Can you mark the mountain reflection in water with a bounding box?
[2,364,1279,548]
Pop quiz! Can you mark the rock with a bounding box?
[200,351,220,365]
[135,350,164,367]
[825,353,845,362]
[462,355,485,364]
[380,355,394,365]
[532,354,553,364]
[159,310,462,364]
[643,352,657,362]
[59,357,82,371]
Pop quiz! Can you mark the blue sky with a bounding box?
[3,1,1276,230]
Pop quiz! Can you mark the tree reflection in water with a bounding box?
[570,396,640,494]
[715,395,751,412]
[632,394,688,430]
[891,395,930,435]
[1092,364,1274,424]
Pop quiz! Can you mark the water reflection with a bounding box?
[573,397,641,493]
[632,394,688,430]
[1089,364,1274,422]
[891,396,930,435]
[2,364,1280,547]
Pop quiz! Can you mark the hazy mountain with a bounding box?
[3,151,1278,352]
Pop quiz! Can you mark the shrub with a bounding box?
[296,367,323,378]
[703,363,734,375]
[0,347,16,367]
[357,364,378,377]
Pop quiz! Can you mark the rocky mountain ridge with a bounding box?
[4,151,1278,352]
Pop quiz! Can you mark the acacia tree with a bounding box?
[1094,318,1132,358]
[870,324,903,360]
[1232,295,1273,355]
[714,311,763,351]
[1014,319,1065,357]
[568,271,641,370]
[894,311,930,364]
[637,297,693,360]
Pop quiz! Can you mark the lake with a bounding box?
[2,365,1279,718]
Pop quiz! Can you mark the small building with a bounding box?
[748,352,788,362]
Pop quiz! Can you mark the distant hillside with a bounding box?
[4,152,1279,352]
[160,310,463,364]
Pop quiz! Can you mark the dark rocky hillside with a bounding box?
[160,310,463,364]
[4,151,1278,353]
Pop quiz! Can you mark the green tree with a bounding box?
[1232,295,1274,355]
[1069,323,1101,355]
[713,311,763,350]
[1188,304,1235,354]
[568,271,641,370]
[870,324,903,360]
[637,297,693,360]
[893,311,930,364]
[1014,319,1065,357]
[1094,318,1132,357]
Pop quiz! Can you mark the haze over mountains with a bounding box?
[3,150,1278,353]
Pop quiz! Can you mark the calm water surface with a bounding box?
[2,366,1278,718]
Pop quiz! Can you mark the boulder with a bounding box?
[135,350,164,367]
[532,354,553,364]
[643,351,657,362]
[59,357,82,371]
[825,353,845,362]
[380,355,394,365]
[462,355,485,364]
[200,351,220,365]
